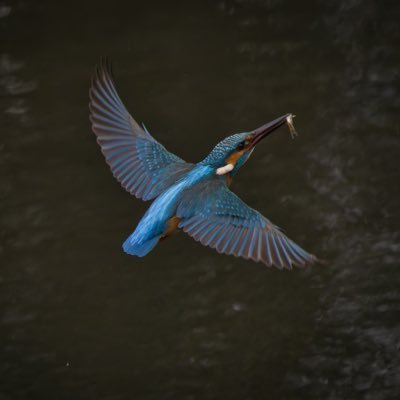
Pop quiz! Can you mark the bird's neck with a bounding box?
[197,160,234,186]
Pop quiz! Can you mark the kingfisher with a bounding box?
[89,59,317,269]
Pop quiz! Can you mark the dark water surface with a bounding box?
[1,1,400,399]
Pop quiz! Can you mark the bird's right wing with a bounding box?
[89,59,194,201]
[177,178,317,269]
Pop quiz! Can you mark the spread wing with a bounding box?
[89,59,194,201]
[177,178,317,269]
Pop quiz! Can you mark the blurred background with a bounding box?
[1,0,399,399]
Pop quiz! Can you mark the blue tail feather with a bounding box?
[122,234,160,257]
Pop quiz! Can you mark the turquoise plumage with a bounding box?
[89,59,317,269]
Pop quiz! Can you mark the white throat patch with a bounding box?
[216,163,234,176]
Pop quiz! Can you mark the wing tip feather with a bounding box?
[181,214,319,270]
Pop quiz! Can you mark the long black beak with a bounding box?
[250,114,292,147]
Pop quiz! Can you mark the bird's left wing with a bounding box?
[177,178,317,269]
[89,59,194,201]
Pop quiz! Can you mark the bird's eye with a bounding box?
[237,141,246,151]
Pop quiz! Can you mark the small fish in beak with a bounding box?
[286,114,298,139]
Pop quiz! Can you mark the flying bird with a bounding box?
[89,59,317,269]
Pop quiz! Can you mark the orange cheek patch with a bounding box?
[226,150,245,166]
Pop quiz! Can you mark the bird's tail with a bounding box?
[122,234,160,257]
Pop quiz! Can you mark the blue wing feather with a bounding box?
[177,177,316,269]
[89,59,194,201]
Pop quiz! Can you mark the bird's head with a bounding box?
[202,114,296,177]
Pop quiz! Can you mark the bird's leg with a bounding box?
[160,216,181,241]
